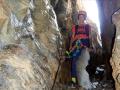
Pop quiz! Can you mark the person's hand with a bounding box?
[88,47,102,54]
[65,50,70,56]
[96,48,102,54]
[88,47,96,53]
[69,46,72,51]
[65,14,71,21]
[59,56,66,63]
[65,50,72,59]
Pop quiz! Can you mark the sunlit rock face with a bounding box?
[111,9,120,90]
[0,0,60,90]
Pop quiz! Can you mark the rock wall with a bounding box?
[97,0,119,53]
[111,9,120,90]
[98,0,120,90]
[0,0,60,90]
[97,0,120,80]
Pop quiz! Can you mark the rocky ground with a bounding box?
[53,80,114,90]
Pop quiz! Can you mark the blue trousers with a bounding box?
[70,39,89,78]
[71,49,82,78]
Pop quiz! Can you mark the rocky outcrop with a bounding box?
[0,0,60,90]
[111,9,120,90]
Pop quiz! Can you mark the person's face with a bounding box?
[79,15,85,24]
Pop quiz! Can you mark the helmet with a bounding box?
[78,11,87,19]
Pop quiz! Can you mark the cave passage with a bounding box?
[53,0,115,90]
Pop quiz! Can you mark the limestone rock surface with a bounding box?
[0,0,60,90]
[111,9,120,90]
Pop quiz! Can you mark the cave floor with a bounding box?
[54,80,114,90]
[91,80,114,90]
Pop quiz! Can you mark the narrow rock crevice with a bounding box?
[51,0,118,90]
[0,0,120,90]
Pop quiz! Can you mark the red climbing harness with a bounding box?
[71,24,90,41]
[70,24,90,51]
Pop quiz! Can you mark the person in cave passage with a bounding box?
[66,11,93,89]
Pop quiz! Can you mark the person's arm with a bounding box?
[88,25,96,52]
[89,25,92,48]
[69,25,75,51]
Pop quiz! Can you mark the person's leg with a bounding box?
[71,48,82,84]
[76,48,92,89]
[71,58,77,84]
